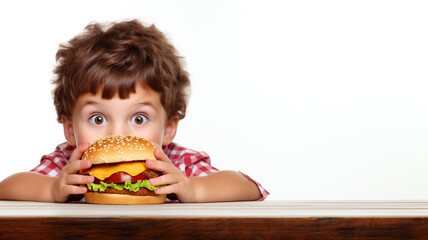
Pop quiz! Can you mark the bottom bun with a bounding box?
[85,192,166,205]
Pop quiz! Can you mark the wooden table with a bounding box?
[2,200,428,239]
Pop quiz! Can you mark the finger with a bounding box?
[145,159,175,173]
[154,184,177,195]
[66,174,94,185]
[152,143,172,163]
[149,174,179,186]
[62,184,88,195]
[69,143,90,163]
[62,159,92,175]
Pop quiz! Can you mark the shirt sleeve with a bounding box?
[165,143,219,177]
[30,143,74,177]
[182,150,219,177]
[239,172,270,201]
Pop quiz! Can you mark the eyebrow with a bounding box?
[80,99,158,110]
[134,101,157,109]
[80,100,101,108]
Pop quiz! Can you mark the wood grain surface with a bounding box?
[2,201,428,239]
[1,217,428,239]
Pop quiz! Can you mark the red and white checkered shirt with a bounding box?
[31,142,269,201]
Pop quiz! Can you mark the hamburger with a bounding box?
[80,135,165,204]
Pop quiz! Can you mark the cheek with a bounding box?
[72,123,101,146]
[73,132,90,147]
[136,126,165,146]
[144,134,163,147]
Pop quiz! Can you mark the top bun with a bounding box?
[82,135,156,165]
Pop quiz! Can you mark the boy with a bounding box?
[0,19,269,203]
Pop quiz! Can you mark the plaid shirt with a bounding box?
[31,142,269,201]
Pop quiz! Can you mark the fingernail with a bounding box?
[149,179,156,186]
[80,187,88,194]
[85,160,92,167]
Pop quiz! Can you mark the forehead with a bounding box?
[76,83,163,109]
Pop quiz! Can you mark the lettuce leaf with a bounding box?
[87,180,160,192]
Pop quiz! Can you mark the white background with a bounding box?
[0,0,427,200]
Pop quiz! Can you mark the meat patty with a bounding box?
[143,169,162,179]
[88,186,158,196]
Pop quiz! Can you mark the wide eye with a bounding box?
[89,115,106,125]
[132,114,148,125]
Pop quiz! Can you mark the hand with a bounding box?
[51,143,94,202]
[145,145,196,202]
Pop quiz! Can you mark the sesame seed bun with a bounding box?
[85,192,166,205]
[82,135,157,165]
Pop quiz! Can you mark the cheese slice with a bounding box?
[81,161,147,180]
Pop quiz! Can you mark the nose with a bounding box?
[108,123,130,136]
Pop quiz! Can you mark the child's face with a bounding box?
[62,84,178,147]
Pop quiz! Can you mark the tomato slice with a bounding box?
[102,171,147,183]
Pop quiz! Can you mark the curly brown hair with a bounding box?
[53,19,190,123]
